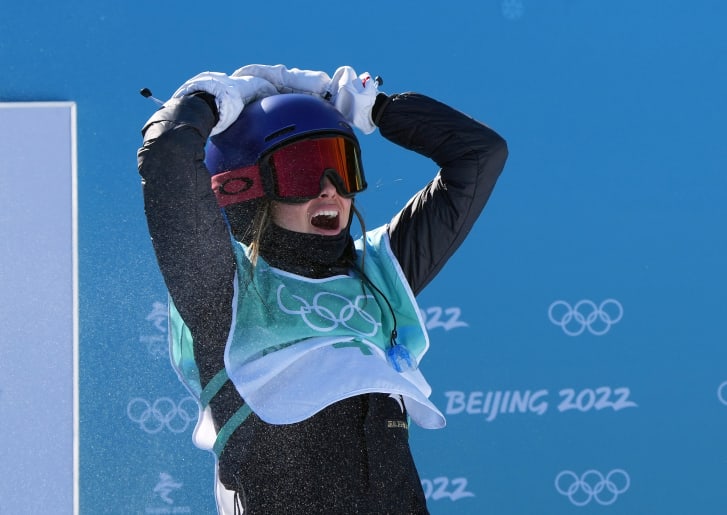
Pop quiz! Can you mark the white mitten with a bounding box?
[231,64,332,97]
[172,72,278,135]
[329,66,380,134]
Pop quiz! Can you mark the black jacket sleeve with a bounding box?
[376,93,508,295]
[137,95,235,384]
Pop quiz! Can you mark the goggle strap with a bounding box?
[210,165,266,206]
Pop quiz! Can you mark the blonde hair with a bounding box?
[245,198,273,267]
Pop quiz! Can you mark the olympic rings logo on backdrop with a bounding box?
[127,397,197,434]
[548,299,623,336]
[276,284,381,337]
[555,469,630,506]
[718,381,727,405]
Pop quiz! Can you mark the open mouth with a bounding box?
[310,210,340,231]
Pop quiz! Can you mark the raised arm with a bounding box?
[137,94,236,362]
[377,93,508,295]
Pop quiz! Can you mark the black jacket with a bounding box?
[138,91,507,513]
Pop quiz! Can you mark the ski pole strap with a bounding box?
[199,369,229,408]
[214,404,252,458]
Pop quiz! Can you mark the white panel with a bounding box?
[0,102,77,515]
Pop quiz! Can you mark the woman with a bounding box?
[138,65,507,514]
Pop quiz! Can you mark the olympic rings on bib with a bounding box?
[276,284,381,337]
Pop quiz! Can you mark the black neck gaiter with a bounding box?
[257,222,355,278]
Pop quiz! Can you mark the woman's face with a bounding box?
[271,177,352,236]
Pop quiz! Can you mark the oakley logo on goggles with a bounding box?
[211,136,366,206]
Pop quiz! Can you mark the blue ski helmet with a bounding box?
[205,93,364,206]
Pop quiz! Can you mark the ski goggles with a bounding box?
[263,135,366,202]
[211,136,366,206]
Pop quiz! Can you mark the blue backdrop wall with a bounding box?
[2,0,726,513]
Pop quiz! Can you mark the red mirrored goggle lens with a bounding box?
[265,136,366,201]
